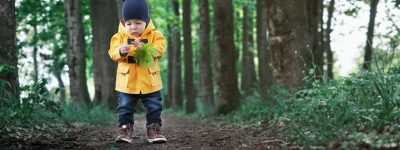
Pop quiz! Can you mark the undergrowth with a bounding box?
[0,79,116,143]
[217,67,400,149]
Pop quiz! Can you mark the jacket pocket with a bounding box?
[148,65,161,87]
[117,65,130,88]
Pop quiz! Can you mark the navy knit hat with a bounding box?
[122,0,150,22]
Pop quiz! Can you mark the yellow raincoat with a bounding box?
[108,20,166,94]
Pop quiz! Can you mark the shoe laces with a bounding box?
[120,125,132,135]
[155,126,161,135]
[149,124,161,135]
[120,127,128,135]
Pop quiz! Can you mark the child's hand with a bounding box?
[133,40,142,49]
[120,44,130,56]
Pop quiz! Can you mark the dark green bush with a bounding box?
[0,79,62,140]
[271,70,400,148]
[0,78,116,141]
[219,68,400,148]
[60,103,116,124]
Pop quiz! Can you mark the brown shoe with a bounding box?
[115,124,134,143]
[147,123,167,143]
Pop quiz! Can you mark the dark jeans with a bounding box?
[117,91,163,127]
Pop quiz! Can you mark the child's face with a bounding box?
[124,19,146,37]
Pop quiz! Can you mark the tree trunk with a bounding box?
[199,0,215,113]
[257,0,273,101]
[55,72,66,102]
[214,0,240,114]
[32,26,39,84]
[64,0,91,104]
[166,24,174,108]
[116,0,123,20]
[306,0,323,79]
[170,0,183,109]
[0,0,19,100]
[241,5,249,93]
[241,5,255,96]
[247,7,257,93]
[89,0,118,108]
[319,0,325,78]
[33,45,39,84]
[363,0,380,70]
[326,0,335,79]
[183,0,195,113]
[266,0,310,91]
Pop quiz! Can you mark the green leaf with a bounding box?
[54,88,60,94]
[394,0,400,7]
[0,65,15,76]
[133,43,159,68]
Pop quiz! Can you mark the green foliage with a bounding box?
[0,78,115,141]
[17,0,68,84]
[0,79,61,125]
[82,0,94,77]
[60,103,116,124]
[394,0,400,7]
[371,28,400,72]
[38,0,68,77]
[217,68,400,148]
[133,43,159,68]
[274,69,400,148]
[0,64,16,76]
[17,0,65,49]
[218,94,272,126]
[0,79,62,140]
[334,130,400,149]
[339,1,363,17]
[148,0,172,34]
[214,85,290,126]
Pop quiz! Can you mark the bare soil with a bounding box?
[1,114,293,150]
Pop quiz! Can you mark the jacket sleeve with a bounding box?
[152,31,166,58]
[108,34,125,61]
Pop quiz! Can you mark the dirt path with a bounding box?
[5,114,290,150]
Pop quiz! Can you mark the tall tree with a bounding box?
[247,4,258,93]
[116,0,123,19]
[168,0,183,109]
[363,0,380,70]
[214,0,240,114]
[0,0,19,99]
[50,49,67,102]
[257,0,273,101]
[166,25,174,108]
[306,0,324,79]
[241,5,250,95]
[266,0,310,91]
[319,0,325,79]
[183,0,195,113]
[326,0,335,79]
[199,0,215,112]
[49,0,68,103]
[89,0,118,108]
[241,4,257,96]
[33,35,39,84]
[64,0,91,104]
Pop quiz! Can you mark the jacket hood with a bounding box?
[118,19,156,37]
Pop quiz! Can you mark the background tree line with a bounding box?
[1,0,400,115]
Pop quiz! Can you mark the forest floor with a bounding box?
[1,114,297,150]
